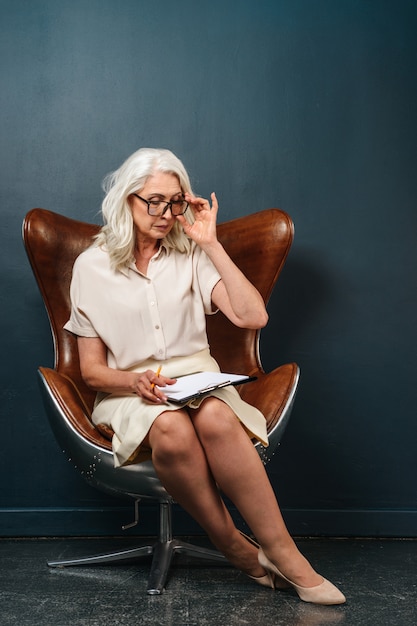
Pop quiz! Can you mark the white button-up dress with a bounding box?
[65,241,268,466]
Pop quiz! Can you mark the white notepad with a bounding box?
[159,371,256,404]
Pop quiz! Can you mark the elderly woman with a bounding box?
[64,148,345,605]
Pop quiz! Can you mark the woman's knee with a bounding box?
[192,398,240,443]
[149,410,196,463]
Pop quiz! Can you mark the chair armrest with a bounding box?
[239,363,299,435]
[39,366,112,450]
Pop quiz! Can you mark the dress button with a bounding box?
[155,325,160,330]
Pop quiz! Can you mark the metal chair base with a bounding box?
[47,501,226,594]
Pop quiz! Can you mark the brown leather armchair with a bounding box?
[23,207,299,594]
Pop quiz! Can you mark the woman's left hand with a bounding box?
[176,192,218,249]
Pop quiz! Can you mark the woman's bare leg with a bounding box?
[145,409,265,577]
[190,398,323,588]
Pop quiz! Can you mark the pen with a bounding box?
[151,365,162,391]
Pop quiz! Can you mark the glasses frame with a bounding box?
[133,193,189,217]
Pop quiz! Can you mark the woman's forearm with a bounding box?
[205,240,268,329]
[81,362,138,395]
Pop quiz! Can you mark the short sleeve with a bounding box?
[64,256,99,337]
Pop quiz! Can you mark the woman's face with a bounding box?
[130,171,183,242]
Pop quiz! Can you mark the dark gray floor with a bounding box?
[1,536,417,625]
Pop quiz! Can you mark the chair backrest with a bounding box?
[205,210,294,375]
[23,208,294,414]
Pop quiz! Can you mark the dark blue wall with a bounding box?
[1,0,416,537]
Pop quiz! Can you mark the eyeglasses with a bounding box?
[133,193,189,217]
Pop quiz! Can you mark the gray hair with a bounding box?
[95,148,194,270]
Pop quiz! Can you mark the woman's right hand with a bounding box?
[132,370,177,404]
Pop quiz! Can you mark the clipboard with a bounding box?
[159,371,257,404]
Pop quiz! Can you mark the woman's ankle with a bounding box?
[263,546,322,587]
[214,531,261,575]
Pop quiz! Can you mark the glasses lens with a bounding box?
[146,199,188,216]
[147,201,162,216]
[171,201,188,216]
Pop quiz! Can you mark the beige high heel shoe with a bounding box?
[247,569,291,589]
[240,531,290,590]
[258,549,346,605]
[247,571,275,589]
